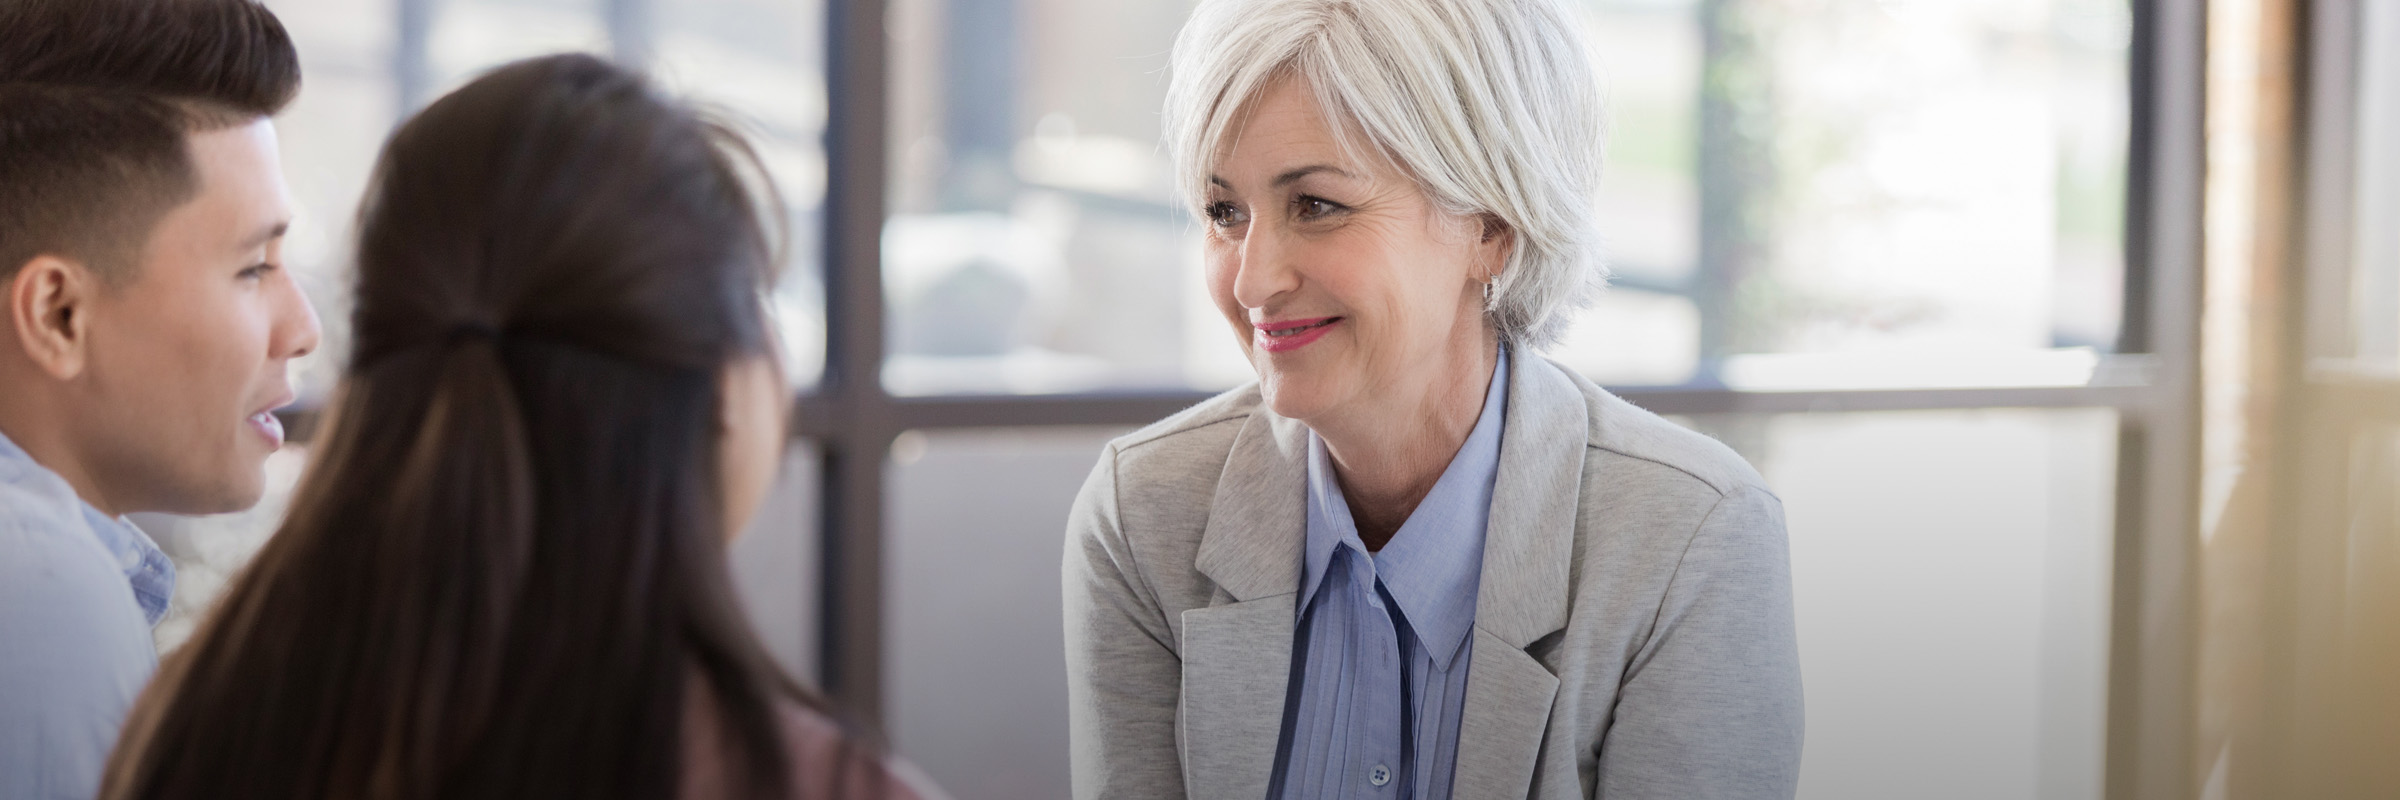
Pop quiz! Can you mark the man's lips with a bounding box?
[247,391,296,447]
[248,411,285,447]
[248,390,296,420]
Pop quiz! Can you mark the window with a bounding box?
[2347,0,2400,366]
[654,0,833,387]
[881,0,1201,394]
[1565,0,2133,390]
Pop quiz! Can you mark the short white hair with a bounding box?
[1165,0,1608,347]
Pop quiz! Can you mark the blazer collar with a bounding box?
[1475,353,1589,649]
[1193,354,1590,637]
[1450,354,1590,799]
[1195,407,1311,601]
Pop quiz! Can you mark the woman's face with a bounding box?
[1201,78,1506,425]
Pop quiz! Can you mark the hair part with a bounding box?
[1165,0,1610,347]
[0,0,301,284]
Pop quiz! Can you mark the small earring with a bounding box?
[1481,278,1495,304]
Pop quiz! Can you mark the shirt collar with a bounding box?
[1298,347,1510,669]
[0,430,176,625]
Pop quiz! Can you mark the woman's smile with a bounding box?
[1255,316,1343,353]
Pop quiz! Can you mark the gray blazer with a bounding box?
[1063,354,1803,799]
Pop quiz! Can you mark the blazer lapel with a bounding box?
[1182,409,1309,799]
[1453,631,1566,799]
[1454,355,1591,798]
[1180,597,1297,800]
[1193,409,1308,601]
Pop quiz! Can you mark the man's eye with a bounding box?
[238,263,275,280]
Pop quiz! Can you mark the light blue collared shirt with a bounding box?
[1269,348,1508,800]
[0,429,174,800]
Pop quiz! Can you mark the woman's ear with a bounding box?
[9,254,96,381]
[1475,214,1514,280]
[1479,214,1507,242]
[716,355,790,540]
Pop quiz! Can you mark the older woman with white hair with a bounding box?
[1062,0,1803,797]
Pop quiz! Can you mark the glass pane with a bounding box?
[1561,2,1706,386]
[428,0,611,96]
[651,0,830,388]
[1680,408,2117,800]
[882,0,1210,395]
[886,426,1133,799]
[890,0,2130,394]
[2352,0,2400,366]
[1553,0,2133,389]
[262,0,400,401]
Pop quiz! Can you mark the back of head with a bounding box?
[0,0,300,281]
[100,55,821,800]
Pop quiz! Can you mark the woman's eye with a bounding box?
[238,263,273,280]
[1203,201,1246,228]
[1294,196,1342,219]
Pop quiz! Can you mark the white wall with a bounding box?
[1760,409,2114,800]
[886,427,1131,800]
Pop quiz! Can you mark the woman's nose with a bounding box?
[1230,224,1300,310]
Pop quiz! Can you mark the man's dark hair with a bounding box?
[0,0,301,282]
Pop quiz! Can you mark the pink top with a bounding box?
[680,685,944,800]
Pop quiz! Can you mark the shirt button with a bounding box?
[1369,764,1392,787]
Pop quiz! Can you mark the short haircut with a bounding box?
[0,0,301,282]
[1165,0,1608,347]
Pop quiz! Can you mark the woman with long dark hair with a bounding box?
[99,54,933,800]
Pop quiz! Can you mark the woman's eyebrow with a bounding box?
[1207,164,1358,192]
[1272,164,1353,187]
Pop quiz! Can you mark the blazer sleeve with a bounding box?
[1061,447,1189,800]
[1595,484,1805,799]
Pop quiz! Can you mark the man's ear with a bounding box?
[9,254,95,380]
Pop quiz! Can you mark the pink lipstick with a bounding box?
[1254,316,1341,353]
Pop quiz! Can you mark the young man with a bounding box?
[0,1,318,796]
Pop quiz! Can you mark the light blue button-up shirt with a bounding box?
[0,429,174,800]
[1269,349,1508,800]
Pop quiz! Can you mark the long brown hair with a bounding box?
[102,54,833,800]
